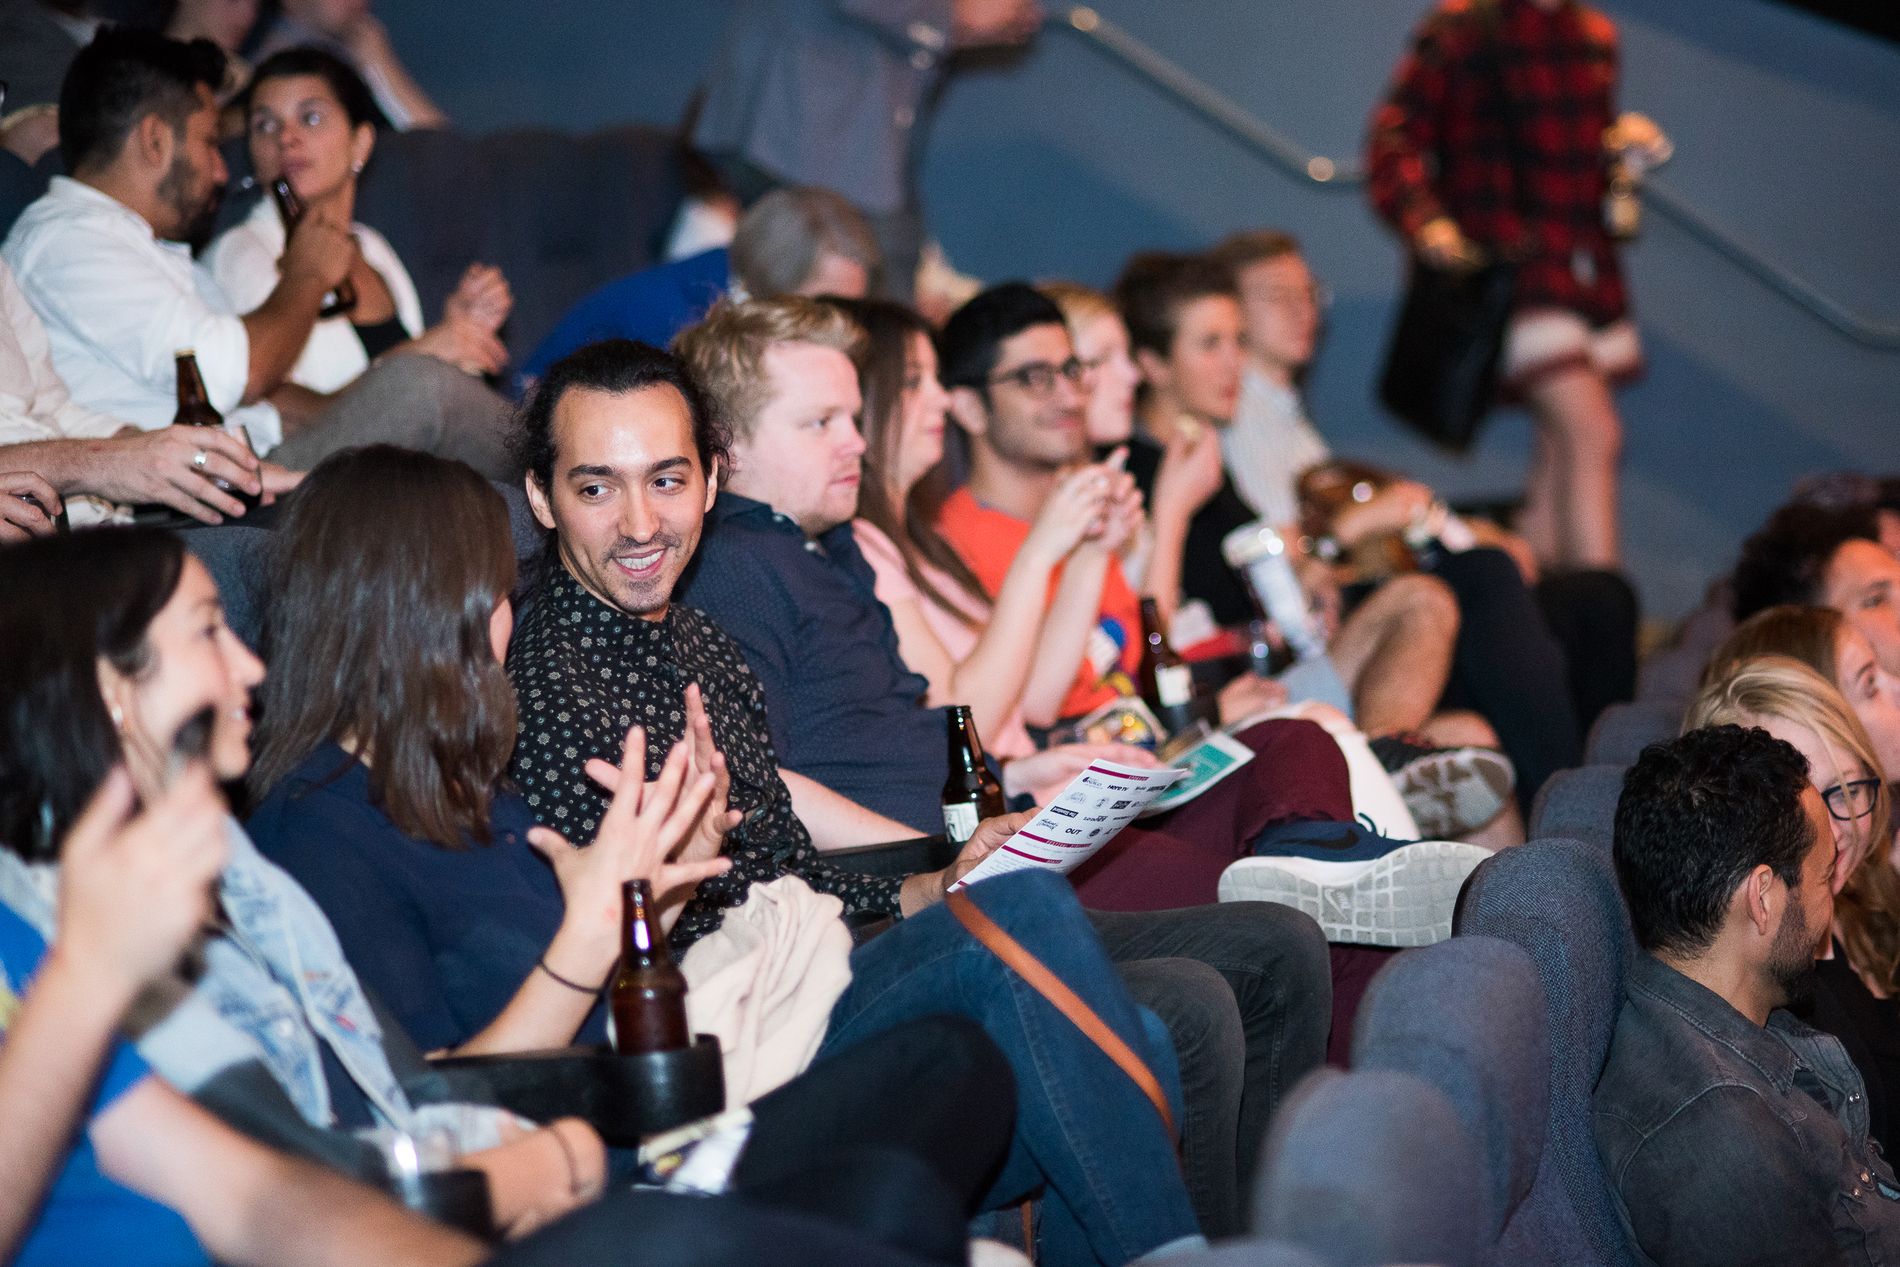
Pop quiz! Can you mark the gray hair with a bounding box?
[729,186,882,298]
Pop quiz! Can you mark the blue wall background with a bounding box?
[381,0,1900,620]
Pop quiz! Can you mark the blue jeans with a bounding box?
[819,870,1199,1267]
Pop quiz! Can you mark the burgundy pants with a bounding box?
[1069,719,1353,911]
[1066,718,1394,1066]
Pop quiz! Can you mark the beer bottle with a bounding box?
[942,705,1006,843]
[174,351,259,513]
[1137,597,1200,734]
[270,176,358,319]
[609,879,690,1055]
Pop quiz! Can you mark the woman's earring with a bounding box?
[351,160,365,173]
[109,705,124,729]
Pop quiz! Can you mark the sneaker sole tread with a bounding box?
[1217,841,1492,947]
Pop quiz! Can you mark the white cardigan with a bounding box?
[204,197,425,394]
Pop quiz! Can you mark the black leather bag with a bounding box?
[1376,0,1522,453]
[1377,258,1517,453]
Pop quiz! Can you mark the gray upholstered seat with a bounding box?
[1250,1067,1487,1267]
[1353,936,1549,1261]
[1583,699,1681,768]
[1526,765,1628,852]
[1451,837,1637,1265]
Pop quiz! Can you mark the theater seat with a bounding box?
[1353,937,1549,1262]
[1582,699,1680,768]
[1452,838,1638,1266]
[1250,1067,1487,1267]
[1526,765,1627,852]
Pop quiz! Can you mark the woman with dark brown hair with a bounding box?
[247,444,732,1057]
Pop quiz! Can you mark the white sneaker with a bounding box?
[1218,840,1492,946]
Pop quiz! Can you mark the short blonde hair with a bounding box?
[1686,653,1900,991]
[672,296,865,441]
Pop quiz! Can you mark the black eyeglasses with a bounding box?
[1822,777,1883,822]
[987,357,1089,399]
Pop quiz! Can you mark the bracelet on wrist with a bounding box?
[536,957,606,996]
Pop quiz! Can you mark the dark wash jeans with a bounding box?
[1088,903,1332,1239]
[820,869,1201,1267]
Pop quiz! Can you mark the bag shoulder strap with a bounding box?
[945,890,1175,1140]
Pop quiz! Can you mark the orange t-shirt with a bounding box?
[934,487,1142,721]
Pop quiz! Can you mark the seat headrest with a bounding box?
[1255,1067,1487,1267]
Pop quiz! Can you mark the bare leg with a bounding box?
[1329,573,1459,738]
[1517,424,1561,567]
[1519,363,1623,571]
[1415,709,1525,848]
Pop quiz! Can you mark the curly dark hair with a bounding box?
[1614,724,1817,957]
[1111,251,1237,360]
[513,338,730,498]
[1731,502,1880,622]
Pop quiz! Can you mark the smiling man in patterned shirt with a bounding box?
[503,333,1215,1261]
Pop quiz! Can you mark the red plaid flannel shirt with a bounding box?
[1368,0,1628,326]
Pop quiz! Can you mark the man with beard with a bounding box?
[1595,723,1900,1264]
[1,27,521,493]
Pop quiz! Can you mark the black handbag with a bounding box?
[1378,258,1517,452]
[1376,0,1523,453]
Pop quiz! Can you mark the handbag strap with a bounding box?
[945,890,1176,1141]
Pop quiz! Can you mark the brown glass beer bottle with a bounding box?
[610,879,690,1055]
[270,176,358,318]
[941,705,1006,843]
[1137,597,1200,734]
[173,351,259,513]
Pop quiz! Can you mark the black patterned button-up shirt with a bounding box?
[506,567,904,949]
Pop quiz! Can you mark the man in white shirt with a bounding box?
[3,28,520,485]
[0,256,299,530]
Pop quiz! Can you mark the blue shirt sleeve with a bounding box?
[0,905,208,1267]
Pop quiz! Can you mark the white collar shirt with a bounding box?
[1221,366,1332,528]
[204,198,422,396]
[1,177,284,453]
[0,256,133,524]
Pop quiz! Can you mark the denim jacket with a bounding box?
[1594,953,1900,1266]
[0,821,510,1149]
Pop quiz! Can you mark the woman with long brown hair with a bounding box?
[246,444,730,1057]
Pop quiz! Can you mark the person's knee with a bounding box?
[356,348,468,406]
[1117,958,1243,1054]
[1387,573,1460,642]
[1419,709,1500,751]
[1187,901,1330,986]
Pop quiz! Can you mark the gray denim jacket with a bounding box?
[0,821,510,1149]
[1595,953,1900,1266]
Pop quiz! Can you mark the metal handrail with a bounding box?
[1058,5,1900,350]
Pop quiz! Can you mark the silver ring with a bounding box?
[192,449,208,470]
